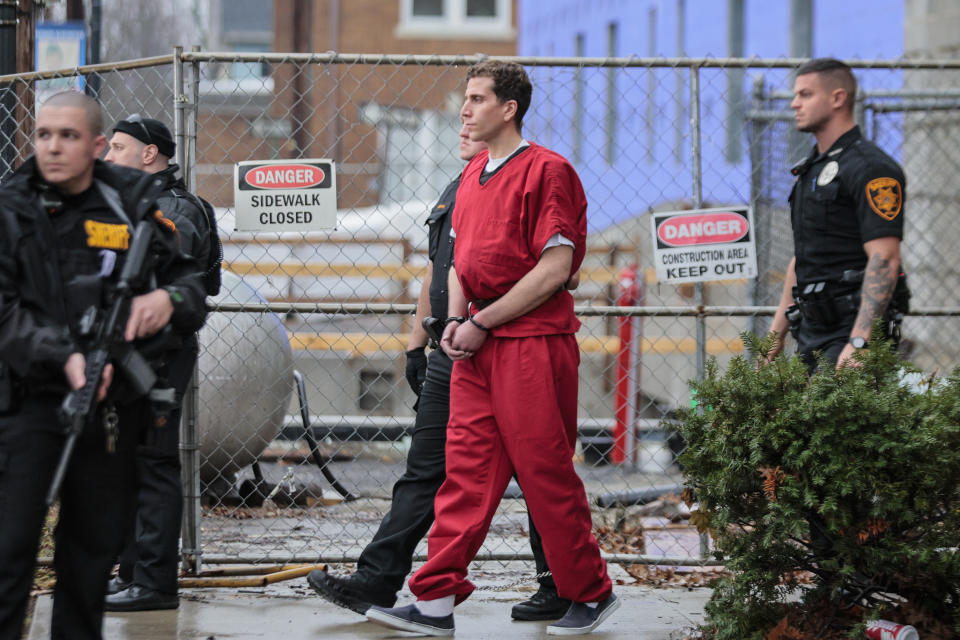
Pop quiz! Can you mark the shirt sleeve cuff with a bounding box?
[540,232,575,255]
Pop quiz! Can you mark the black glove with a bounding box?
[405,347,428,396]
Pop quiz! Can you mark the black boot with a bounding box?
[105,576,131,596]
[104,584,179,611]
[306,569,397,615]
[511,584,572,621]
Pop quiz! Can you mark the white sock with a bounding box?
[584,601,599,609]
[415,595,455,617]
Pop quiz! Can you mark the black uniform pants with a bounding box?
[0,395,140,640]
[796,313,898,565]
[355,349,554,594]
[796,318,853,372]
[117,341,197,594]
[796,312,898,373]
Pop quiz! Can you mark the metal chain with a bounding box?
[473,570,553,592]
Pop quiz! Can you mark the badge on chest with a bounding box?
[816,160,839,186]
[84,220,130,250]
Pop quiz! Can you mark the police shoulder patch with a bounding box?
[865,177,903,221]
[153,209,177,232]
[84,220,130,250]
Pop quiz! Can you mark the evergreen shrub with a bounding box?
[676,333,960,638]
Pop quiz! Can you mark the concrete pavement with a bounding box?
[28,563,710,639]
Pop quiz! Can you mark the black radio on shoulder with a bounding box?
[35,182,65,216]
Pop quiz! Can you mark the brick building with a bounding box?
[196,0,516,210]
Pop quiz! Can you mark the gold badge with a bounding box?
[865,177,903,220]
[85,220,130,250]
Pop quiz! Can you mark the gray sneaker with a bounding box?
[546,593,620,635]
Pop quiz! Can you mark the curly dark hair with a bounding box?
[466,60,532,132]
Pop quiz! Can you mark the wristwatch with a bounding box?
[848,336,868,349]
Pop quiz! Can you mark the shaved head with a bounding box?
[40,91,104,137]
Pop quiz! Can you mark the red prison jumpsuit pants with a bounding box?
[407,331,612,604]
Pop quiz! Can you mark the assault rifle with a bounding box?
[46,220,169,505]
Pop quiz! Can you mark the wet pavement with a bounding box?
[27,453,713,638]
[196,456,696,564]
[28,563,711,639]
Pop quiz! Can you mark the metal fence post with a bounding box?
[689,63,711,560]
[174,46,186,176]
[747,74,766,338]
[0,0,16,179]
[855,86,866,133]
[174,45,203,574]
[689,64,706,382]
[179,367,202,574]
[188,45,201,193]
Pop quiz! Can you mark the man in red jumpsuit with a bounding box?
[366,60,618,637]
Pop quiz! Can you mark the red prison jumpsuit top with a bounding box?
[407,143,613,605]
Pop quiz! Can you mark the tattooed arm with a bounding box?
[836,236,901,369]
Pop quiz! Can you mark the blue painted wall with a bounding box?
[518,0,905,230]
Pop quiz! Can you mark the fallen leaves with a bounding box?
[594,525,646,556]
[623,564,729,588]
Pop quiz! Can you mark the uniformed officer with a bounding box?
[307,125,570,622]
[102,115,221,611]
[0,91,207,640]
[768,58,907,370]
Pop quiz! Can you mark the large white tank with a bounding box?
[196,271,294,491]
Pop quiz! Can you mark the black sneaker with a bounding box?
[306,569,396,615]
[511,585,572,620]
[366,603,455,637]
[546,593,620,635]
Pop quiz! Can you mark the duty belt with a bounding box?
[791,271,910,328]
[793,285,860,326]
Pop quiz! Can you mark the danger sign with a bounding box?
[650,206,757,284]
[234,159,338,232]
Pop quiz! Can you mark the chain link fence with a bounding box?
[5,52,960,574]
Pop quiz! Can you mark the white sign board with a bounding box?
[234,159,337,232]
[35,22,86,108]
[650,206,757,284]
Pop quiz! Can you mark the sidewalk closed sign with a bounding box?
[650,206,757,284]
[234,159,337,231]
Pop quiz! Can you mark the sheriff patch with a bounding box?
[153,209,177,232]
[85,220,130,250]
[865,177,903,221]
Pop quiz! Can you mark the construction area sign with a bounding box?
[234,159,337,232]
[650,206,757,284]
